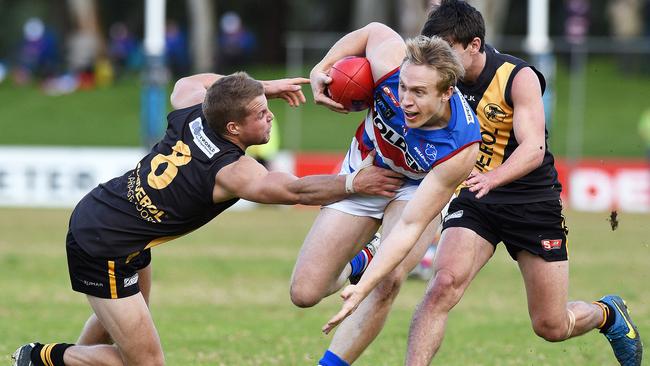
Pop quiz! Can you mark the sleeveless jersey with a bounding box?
[456,45,562,203]
[343,68,481,184]
[70,104,244,258]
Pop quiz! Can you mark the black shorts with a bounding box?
[442,197,569,262]
[66,231,151,299]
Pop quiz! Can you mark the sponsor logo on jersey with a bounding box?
[382,86,400,107]
[189,117,220,158]
[411,143,437,168]
[463,94,476,102]
[412,146,427,163]
[455,88,476,124]
[484,103,507,122]
[80,279,104,287]
[476,129,498,171]
[425,143,438,160]
[541,239,563,251]
[375,93,396,120]
[124,273,139,287]
[444,210,464,222]
[373,115,424,172]
[127,165,166,223]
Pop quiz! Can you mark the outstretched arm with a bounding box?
[322,143,479,334]
[260,78,310,107]
[170,73,222,110]
[213,153,405,205]
[170,73,310,110]
[310,22,406,112]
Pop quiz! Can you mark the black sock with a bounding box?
[597,301,616,333]
[30,342,74,366]
[29,343,46,366]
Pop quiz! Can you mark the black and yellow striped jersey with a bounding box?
[70,104,244,258]
[457,45,561,204]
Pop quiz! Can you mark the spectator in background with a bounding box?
[13,17,60,85]
[218,11,256,71]
[165,20,190,78]
[67,30,102,90]
[39,23,101,95]
[108,22,141,78]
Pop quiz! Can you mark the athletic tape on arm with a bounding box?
[345,153,375,194]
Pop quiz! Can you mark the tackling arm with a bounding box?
[213,155,404,205]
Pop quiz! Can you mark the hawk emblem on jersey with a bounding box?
[424,144,437,161]
[484,103,507,122]
[382,86,400,107]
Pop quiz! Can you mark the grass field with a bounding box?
[0,207,648,365]
[1,58,649,157]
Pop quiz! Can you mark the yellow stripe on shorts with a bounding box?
[108,260,117,299]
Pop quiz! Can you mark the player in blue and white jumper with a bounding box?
[289,23,481,366]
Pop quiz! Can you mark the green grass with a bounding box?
[0,207,648,365]
[1,59,649,156]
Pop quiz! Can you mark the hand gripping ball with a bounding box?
[327,56,374,111]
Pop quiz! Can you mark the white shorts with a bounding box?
[324,183,418,219]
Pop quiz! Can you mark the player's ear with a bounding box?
[442,86,454,102]
[225,121,240,136]
[469,37,481,54]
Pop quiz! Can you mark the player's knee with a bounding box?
[289,282,322,308]
[424,269,461,309]
[432,270,458,295]
[531,317,566,342]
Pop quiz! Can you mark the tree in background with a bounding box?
[186,0,215,73]
[607,0,646,73]
[66,0,107,88]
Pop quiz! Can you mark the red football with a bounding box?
[327,56,374,111]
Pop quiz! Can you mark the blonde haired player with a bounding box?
[290,23,480,365]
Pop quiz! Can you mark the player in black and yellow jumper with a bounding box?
[11,72,404,366]
[400,1,642,365]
